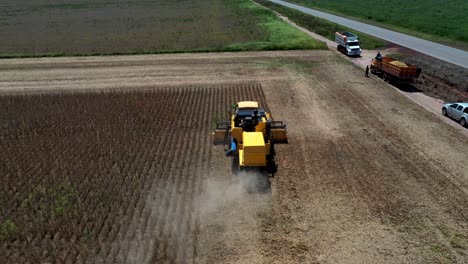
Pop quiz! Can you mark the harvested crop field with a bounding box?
[0,50,467,263]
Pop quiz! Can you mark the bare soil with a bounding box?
[0,50,467,263]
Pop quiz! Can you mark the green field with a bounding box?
[287,0,468,49]
[254,0,386,49]
[0,0,325,57]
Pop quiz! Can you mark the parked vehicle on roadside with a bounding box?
[335,32,361,56]
[442,102,468,127]
[370,54,421,84]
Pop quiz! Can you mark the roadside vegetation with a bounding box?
[225,0,325,51]
[253,0,386,49]
[0,0,324,58]
[390,52,468,102]
[254,0,467,102]
[287,0,468,50]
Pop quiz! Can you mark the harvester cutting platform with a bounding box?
[213,101,287,176]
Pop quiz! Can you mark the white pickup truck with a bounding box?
[335,32,362,56]
[442,102,468,127]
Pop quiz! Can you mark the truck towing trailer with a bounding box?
[370,54,421,84]
[335,32,362,56]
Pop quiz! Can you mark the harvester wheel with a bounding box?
[460,118,467,127]
[254,174,271,194]
[442,108,447,116]
[266,159,277,175]
[231,156,239,176]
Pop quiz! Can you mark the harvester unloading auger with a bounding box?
[213,101,287,177]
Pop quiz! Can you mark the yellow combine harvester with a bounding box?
[213,101,287,175]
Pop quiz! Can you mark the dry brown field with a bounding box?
[0,50,467,263]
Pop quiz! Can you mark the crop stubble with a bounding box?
[0,84,267,263]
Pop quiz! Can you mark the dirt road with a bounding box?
[268,9,468,137]
[1,51,467,263]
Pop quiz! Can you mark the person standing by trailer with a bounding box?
[365,65,369,77]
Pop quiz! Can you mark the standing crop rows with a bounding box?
[0,0,270,56]
[0,84,267,263]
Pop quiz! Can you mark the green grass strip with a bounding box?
[253,0,386,50]
[225,0,326,50]
[287,0,468,50]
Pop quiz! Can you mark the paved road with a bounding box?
[269,0,468,69]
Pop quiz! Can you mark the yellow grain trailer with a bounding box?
[370,55,421,84]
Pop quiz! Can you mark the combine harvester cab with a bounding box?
[212,101,287,191]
